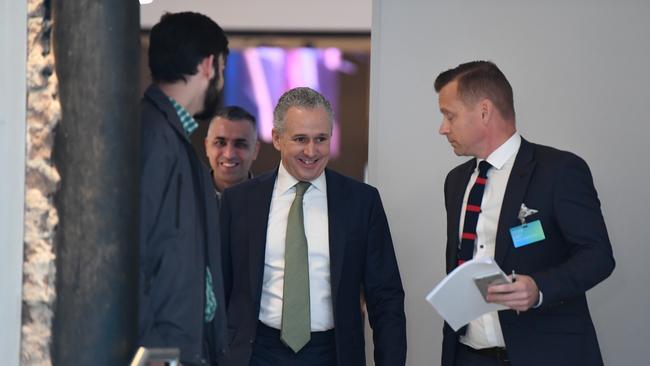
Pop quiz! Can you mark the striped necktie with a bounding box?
[458,160,492,266]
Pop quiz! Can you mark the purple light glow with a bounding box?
[229,47,345,157]
[243,48,274,142]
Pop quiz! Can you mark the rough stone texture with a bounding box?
[21,0,60,365]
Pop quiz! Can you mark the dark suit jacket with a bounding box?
[138,85,227,365]
[220,168,406,366]
[441,138,615,366]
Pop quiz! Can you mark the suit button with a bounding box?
[221,348,226,355]
[249,338,254,344]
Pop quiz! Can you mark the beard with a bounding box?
[194,70,223,121]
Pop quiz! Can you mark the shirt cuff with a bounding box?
[533,290,543,308]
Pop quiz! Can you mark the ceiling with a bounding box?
[140,0,372,31]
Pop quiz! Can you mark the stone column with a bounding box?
[50,1,141,365]
[21,1,60,365]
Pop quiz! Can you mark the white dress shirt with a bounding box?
[258,162,334,331]
[459,132,521,349]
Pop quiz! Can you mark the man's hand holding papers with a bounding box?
[426,257,511,331]
[486,274,540,312]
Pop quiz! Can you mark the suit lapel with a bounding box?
[494,138,536,265]
[248,170,277,303]
[447,160,476,270]
[325,170,345,306]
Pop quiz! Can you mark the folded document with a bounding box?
[426,257,509,331]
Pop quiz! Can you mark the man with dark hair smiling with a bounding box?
[139,12,229,365]
[205,106,260,198]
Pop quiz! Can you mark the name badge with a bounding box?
[510,220,545,248]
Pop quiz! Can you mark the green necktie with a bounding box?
[280,181,311,353]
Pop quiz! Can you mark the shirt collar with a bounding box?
[167,96,199,137]
[276,161,327,195]
[211,169,254,195]
[482,132,521,170]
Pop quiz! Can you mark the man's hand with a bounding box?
[486,274,539,312]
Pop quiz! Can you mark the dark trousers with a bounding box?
[202,320,218,366]
[455,343,511,366]
[249,322,337,366]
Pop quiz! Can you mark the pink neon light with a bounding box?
[287,49,319,90]
[323,48,342,71]
[243,48,274,142]
[241,47,342,156]
[284,49,339,156]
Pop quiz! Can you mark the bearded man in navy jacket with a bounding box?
[138,12,229,365]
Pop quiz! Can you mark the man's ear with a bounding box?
[205,119,215,153]
[479,99,493,123]
[271,129,282,151]
[252,140,261,160]
[198,54,215,79]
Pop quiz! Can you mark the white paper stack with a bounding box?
[426,257,508,331]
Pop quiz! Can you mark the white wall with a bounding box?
[140,0,371,31]
[369,0,650,365]
[0,1,27,365]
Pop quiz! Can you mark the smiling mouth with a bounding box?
[299,158,319,166]
[219,161,239,168]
